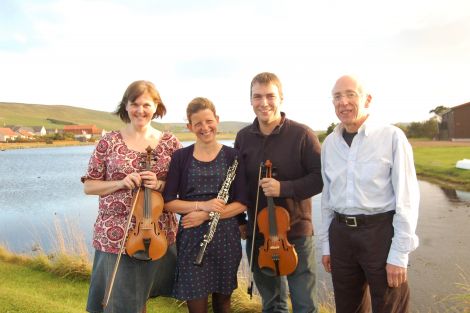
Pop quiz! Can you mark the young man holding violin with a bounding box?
[235,72,323,313]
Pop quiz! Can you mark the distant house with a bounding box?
[63,124,103,140]
[32,126,47,136]
[439,102,470,140]
[10,126,46,137]
[0,128,18,142]
[63,125,101,135]
[17,129,35,139]
[46,128,59,135]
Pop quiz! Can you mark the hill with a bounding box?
[0,102,249,133]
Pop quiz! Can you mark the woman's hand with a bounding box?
[181,211,210,228]
[139,171,164,191]
[197,198,225,213]
[121,172,142,190]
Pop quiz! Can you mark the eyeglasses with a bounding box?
[332,91,360,103]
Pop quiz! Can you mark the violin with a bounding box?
[257,160,298,276]
[126,146,168,261]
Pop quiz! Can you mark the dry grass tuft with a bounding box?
[441,266,470,313]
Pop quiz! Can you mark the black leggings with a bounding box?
[186,293,231,313]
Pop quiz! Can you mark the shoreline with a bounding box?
[0,132,236,151]
[2,138,469,192]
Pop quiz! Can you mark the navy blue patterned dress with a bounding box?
[169,146,243,300]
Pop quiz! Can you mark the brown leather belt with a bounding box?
[334,210,395,227]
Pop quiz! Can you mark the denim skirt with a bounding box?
[86,243,176,313]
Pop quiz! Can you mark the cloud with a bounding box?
[1,0,470,129]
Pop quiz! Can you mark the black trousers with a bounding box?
[329,212,410,313]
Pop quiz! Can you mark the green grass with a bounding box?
[413,146,470,190]
[0,259,90,313]
[0,247,186,313]
[0,244,260,313]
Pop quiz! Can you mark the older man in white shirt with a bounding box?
[319,75,420,313]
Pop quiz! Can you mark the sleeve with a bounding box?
[230,149,249,206]
[387,130,420,267]
[162,149,183,202]
[318,137,335,255]
[280,128,323,200]
[232,142,248,225]
[80,135,110,183]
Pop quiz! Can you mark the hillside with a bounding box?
[0,102,249,133]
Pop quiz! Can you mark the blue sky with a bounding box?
[1,0,469,130]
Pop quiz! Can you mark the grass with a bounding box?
[439,266,470,313]
[0,244,262,313]
[0,214,263,313]
[0,214,337,312]
[412,144,470,191]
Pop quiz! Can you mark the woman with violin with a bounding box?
[82,80,182,313]
[163,97,248,313]
[235,72,323,313]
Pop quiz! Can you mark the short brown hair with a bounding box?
[250,72,283,100]
[114,80,167,123]
[186,97,217,124]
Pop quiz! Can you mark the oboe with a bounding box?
[194,157,238,266]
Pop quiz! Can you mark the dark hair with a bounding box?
[250,72,283,100]
[114,80,167,123]
[186,97,217,124]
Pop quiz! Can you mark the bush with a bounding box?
[405,118,439,139]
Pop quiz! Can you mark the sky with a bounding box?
[1,0,469,130]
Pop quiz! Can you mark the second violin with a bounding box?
[257,160,298,276]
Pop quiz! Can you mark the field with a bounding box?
[410,139,470,191]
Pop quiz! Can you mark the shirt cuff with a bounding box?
[322,241,330,256]
[387,249,409,268]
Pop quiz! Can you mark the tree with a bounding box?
[405,118,439,139]
[325,123,337,136]
[318,122,337,142]
[429,105,450,117]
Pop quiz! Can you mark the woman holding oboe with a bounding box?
[163,97,248,313]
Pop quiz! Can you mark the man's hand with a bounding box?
[260,178,281,197]
[322,255,331,273]
[386,263,407,288]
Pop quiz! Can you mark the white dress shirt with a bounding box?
[319,117,420,268]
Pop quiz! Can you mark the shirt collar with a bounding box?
[334,115,378,137]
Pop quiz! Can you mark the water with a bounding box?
[0,145,97,254]
[1,144,469,310]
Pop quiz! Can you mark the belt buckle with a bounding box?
[345,216,357,227]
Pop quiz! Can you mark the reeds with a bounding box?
[0,216,91,280]
[441,266,470,313]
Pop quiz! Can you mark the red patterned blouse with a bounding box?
[82,130,182,254]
